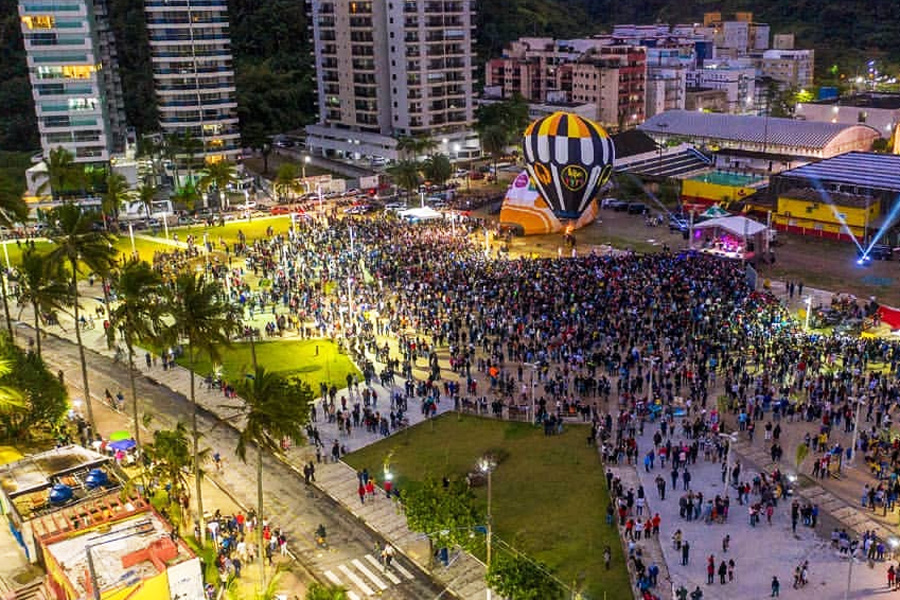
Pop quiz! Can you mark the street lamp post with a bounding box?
[479,456,497,600]
[848,395,863,465]
[804,296,813,330]
[524,362,539,423]
[719,432,739,488]
[302,155,310,180]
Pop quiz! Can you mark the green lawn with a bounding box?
[155,215,292,247]
[0,240,55,267]
[175,338,360,393]
[112,236,178,263]
[344,415,631,600]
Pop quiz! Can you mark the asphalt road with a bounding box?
[31,326,446,600]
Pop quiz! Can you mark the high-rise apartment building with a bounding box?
[18,0,126,164]
[145,0,240,165]
[570,45,647,132]
[307,0,479,161]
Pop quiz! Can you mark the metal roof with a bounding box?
[778,152,900,193]
[639,110,874,150]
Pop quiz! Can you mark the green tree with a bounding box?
[386,160,422,202]
[0,337,59,440]
[110,259,165,452]
[242,124,273,174]
[35,147,82,202]
[15,247,71,359]
[165,272,240,547]
[479,125,508,181]
[144,421,206,528]
[100,172,131,228]
[197,160,238,210]
[422,154,452,188]
[0,167,29,337]
[48,203,117,431]
[475,96,529,141]
[402,476,480,565]
[485,553,560,600]
[232,366,312,589]
[172,183,201,212]
[136,181,158,219]
[305,582,349,600]
[273,163,301,203]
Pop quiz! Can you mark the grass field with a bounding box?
[0,240,55,267]
[344,414,631,600]
[155,215,293,247]
[112,235,178,263]
[176,338,360,393]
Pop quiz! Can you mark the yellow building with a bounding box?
[680,171,767,209]
[773,188,878,241]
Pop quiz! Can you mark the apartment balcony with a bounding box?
[145,0,228,9]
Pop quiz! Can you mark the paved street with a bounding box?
[27,326,448,600]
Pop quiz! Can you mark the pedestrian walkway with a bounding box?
[14,286,489,599]
[605,460,671,599]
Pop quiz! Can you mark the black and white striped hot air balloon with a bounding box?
[522,112,615,221]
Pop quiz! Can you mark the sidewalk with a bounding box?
[16,288,489,599]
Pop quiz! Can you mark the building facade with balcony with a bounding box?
[18,0,126,164]
[307,0,479,161]
[145,0,240,165]
[571,45,647,132]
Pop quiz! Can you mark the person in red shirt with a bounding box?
[358,483,366,504]
[651,513,661,537]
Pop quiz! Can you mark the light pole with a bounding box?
[848,395,863,465]
[302,155,310,180]
[524,362,539,423]
[719,432,738,488]
[804,296,812,330]
[479,456,497,600]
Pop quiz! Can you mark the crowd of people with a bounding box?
[131,209,900,594]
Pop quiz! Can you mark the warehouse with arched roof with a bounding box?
[639,110,879,172]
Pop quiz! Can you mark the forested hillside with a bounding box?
[2,0,899,153]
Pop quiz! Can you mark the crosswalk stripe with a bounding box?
[391,559,415,580]
[352,558,388,590]
[339,563,375,596]
[324,570,362,600]
[365,554,401,584]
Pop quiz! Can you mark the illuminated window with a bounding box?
[205,154,225,164]
[22,15,55,29]
[208,138,224,148]
[61,65,96,79]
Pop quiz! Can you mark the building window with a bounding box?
[21,15,54,29]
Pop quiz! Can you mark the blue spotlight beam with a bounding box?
[808,177,865,254]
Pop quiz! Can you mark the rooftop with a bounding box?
[811,93,900,110]
[778,152,900,193]
[0,445,124,521]
[640,110,877,150]
[44,511,197,599]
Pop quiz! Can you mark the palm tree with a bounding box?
[15,247,71,359]
[179,134,205,184]
[35,147,82,202]
[231,367,312,591]
[47,203,117,432]
[305,583,349,600]
[172,183,201,212]
[273,163,301,203]
[480,125,508,181]
[109,259,164,452]
[197,160,238,210]
[422,153,452,188]
[395,135,437,161]
[165,272,240,547]
[0,172,29,338]
[100,172,131,229]
[0,358,25,414]
[136,181,158,220]
[144,421,206,528]
[386,160,421,202]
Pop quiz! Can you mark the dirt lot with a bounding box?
[485,206,900,306]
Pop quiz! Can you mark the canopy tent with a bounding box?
[397,207,443,222]
[694,215,767,237]
[700,204,730,218]
[692,215,769,260]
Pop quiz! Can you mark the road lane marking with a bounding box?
[353,557,389,589]
[392,560,416,580]
[339,563,375,596]
[365,554,401,584]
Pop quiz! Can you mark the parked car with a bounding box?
[627,202,648,215]
[860,245,893,261]
[384,202,408,212]
[603,198,628,211]
[668,215,689,233]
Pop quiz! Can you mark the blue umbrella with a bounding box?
[109,439,136,451]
